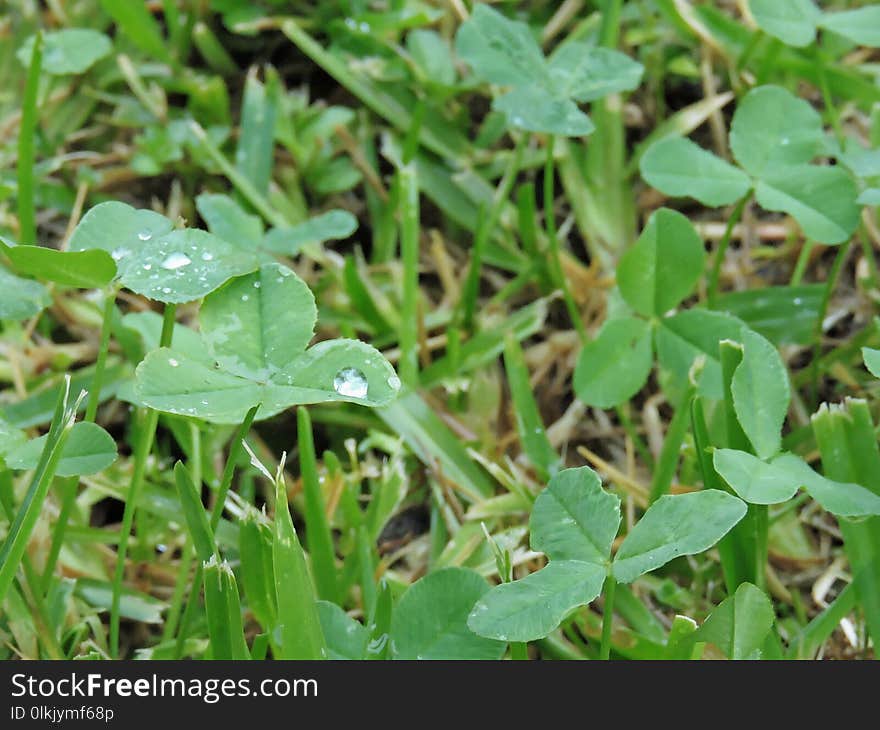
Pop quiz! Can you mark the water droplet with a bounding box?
[202,252,214,262]
[168,358,179,367]
[387,374,401,390]
[111,248,129,262]
[253,281,261,289]
[241,294,249,302]
[138,231,152,241]
[334,368,368,399]
[162,287,172,294]
[143,263,152,271]
[161,252,192,270]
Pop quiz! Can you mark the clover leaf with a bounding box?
[468,466,746,642]
[196,193,357,257]
[454,4,643,136]
[69,201,260,303]
[6,422,117,477]
[640,86,860,245]
[749,0,880,49]
[714,449,880,518]
[18,29,112,75]
[0,264,51,320]
[134,262,400,423]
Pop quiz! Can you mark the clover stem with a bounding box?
[110,302,176,658]
[753,505,769,593]
[809,239,852,409]
[790,239,815,286]
[42,288,117,589]
[599,574,617,660]
[84,289,116,423]
[161,423,201,644]
[707,193,749,307]
[543,136,586,341]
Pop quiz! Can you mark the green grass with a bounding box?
[1,0,880,661]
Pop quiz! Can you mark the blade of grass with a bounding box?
[298,407,339,604]
[502,334,559,481]
[203,557,250,660]
[398,162,420,386]
[17,31,42,245]
[0,378,74,607]
[273,456,327,659]
[812,399,880,650]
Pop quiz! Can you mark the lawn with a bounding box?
[1,0,880,661]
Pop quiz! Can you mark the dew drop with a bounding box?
[253,281,261,289]
[111,248,129,262]
[241,294,249,302]
[143,263,152,271]
[202,252,214,262]
[138,231,152,241]
[168,358,179,367]
[333,367,368,398]
[161,252,192,270]
[387,374,401,390]
[162,287,172,294]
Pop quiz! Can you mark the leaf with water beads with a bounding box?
[133,263,401,422]
[69,201,259,303]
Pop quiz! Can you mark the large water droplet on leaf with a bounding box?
[333,367,368,399]
[161,252,192,270]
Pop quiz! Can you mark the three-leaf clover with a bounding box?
[133,262,401,423]
[467,466,746,642]
[574,207,783,406]
[640,85,860,244]
[454,4,643,136]
[710,336,880,519]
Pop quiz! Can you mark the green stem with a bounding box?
[599,574,617,660]
[460,133,527,331]
[599,0,624,48]
[648,376,697,503]
[544,136,586,341]
[615,404,654,471]
[810,240,851,409]
[17,31,42,245]
[109,303,175,658]
[753,504,768,592]
[42,290,117,589]
[398,162,420,386]
[790,240,815,286]
[84,290,116,423]
[707,194,749,307]
[510,642,528,660]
